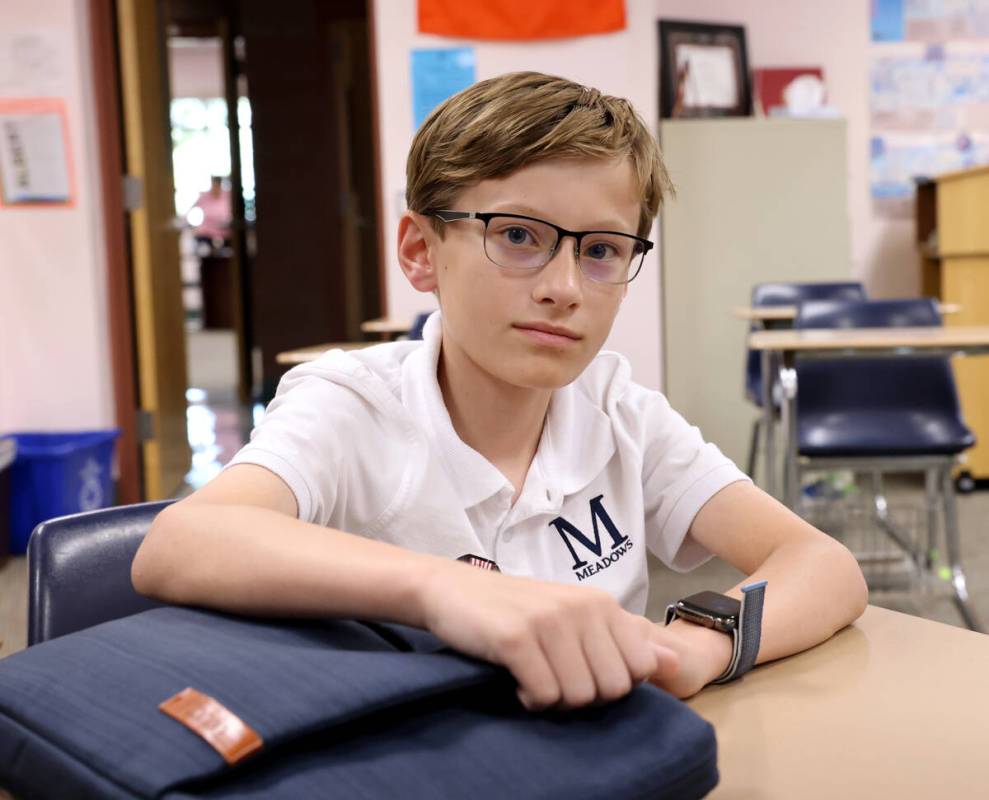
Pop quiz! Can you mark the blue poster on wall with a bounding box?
[411,48,476,130]
[871,0,905,42]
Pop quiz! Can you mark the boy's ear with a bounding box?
[397,212,439,293]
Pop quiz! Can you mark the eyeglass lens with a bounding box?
[482,216,645,284]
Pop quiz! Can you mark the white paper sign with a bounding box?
[0,112,71,203]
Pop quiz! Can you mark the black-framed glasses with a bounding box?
[428,210,653,285]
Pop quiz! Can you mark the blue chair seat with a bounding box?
[794,300,975,459]
[800,408,975,457]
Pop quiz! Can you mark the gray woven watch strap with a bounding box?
[712,579,767,684]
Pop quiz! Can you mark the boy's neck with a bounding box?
[437,337,552,497]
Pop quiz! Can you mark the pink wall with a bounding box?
[0,0,114,432]
[655,0,915,296]
[168,39,224,99]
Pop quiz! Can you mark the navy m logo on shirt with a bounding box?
[549,495,630,572]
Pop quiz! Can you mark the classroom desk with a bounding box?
[733,302,960,323]
[689,604,989,799]
[360,316,413,340]
[275,341,371,366]
[748,325,989,504]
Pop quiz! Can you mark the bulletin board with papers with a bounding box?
[870,0,989,216]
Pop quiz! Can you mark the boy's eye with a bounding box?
[496,224,542,247]
[584,240,621,260]
[506,226,532,245]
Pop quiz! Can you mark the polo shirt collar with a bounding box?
[401,311,616,512]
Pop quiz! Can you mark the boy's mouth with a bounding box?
[513,322,583,345]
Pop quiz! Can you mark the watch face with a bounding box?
[678,591,740,628]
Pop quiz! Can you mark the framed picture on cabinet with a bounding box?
[659,20,752,119]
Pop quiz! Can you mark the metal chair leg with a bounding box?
[871,470,922,569]
[924,468,939,570]
[940,465,983,632]
[779,365,799,509]
[746,417,761,479]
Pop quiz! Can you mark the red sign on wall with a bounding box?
[418,0,626,41]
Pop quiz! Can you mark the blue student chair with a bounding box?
[744,281,867,477]
[792,298,978,629]
[406,311,432,341]
[27,500,173,645]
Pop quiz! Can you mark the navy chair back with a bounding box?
[27,500,173,646]
[745,281,866,405]
[407,311,432,341]
[797,297,939,329]
[794,298,973,456]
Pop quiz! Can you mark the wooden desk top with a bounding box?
[748,324,989,352]
[689,605,989,799]
[360,317,414,335]
[734,303,960,322]
[275,341,371,366]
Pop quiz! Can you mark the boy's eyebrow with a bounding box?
[487,203,633,232]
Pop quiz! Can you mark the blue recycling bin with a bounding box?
[6,430,121,554]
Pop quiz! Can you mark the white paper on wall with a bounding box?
[0,30,66,96]
[0,111,72,204]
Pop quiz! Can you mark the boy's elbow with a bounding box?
[831,538,869,624]
[131,504,184,601]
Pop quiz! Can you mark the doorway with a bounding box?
[106,0,384,498]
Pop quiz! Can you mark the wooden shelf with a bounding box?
[918,165,989,480]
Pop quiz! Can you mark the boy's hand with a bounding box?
[417,561,680,711]
[646,619,734,699]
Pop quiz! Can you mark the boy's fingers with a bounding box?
[504,639,561,711]
[539,623,597,708]
[610,615,662,683]
[581,624,634,702]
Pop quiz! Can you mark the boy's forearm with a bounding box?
[724,537,867,665]
[132,501,448,627]
[676,482,869,683]
[654,537,867,695]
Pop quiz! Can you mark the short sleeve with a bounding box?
[633,389,750,572]
[224,373,349,525]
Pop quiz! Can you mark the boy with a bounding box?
[133,72,867,710]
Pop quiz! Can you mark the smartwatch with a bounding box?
[665,580,767,684]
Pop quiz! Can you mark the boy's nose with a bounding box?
[533,238,582,307]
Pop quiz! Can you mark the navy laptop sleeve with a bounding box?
[0,607,718,799]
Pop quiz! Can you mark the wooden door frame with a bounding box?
[89,0,141,504]
[366,0,387,316]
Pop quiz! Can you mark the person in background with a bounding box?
[189,175,231,252]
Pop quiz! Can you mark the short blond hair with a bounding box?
[406,71,672,238]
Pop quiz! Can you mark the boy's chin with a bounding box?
[499,362,584,391]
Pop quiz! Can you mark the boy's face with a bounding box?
[408,157,640,391]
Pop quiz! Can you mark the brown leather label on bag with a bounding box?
[159,687,263,766]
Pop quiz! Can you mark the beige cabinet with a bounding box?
[917,165,989,481]
[659,118,852,471]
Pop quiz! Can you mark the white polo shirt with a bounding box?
[227,313,748,615]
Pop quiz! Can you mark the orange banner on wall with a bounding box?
[417,0,626,40]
